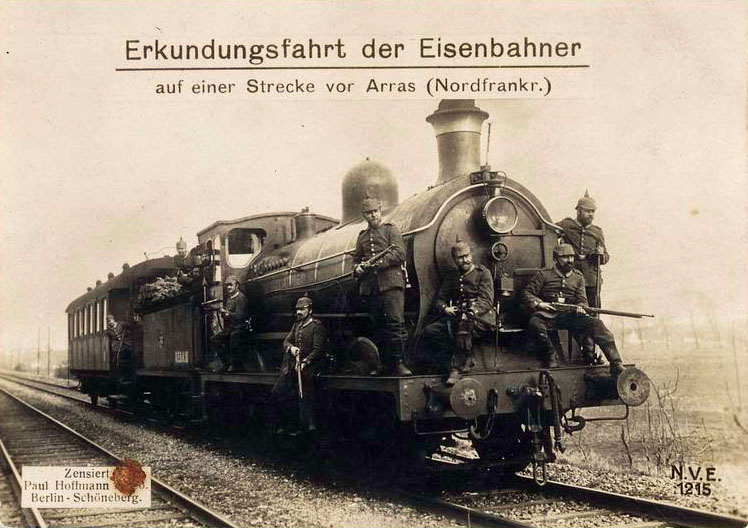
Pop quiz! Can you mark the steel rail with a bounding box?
[0,433,48,528]
[395,488,540,528]
[513,475,747,528]
[0,385,242,528]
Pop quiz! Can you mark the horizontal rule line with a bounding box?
[115,64,590,72]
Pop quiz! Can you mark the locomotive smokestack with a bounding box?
[426,100,489,185]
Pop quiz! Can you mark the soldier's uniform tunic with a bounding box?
[212,290,250,369]
[423,265,496,371]
[351,222,407,365]
[271,317,327,429]
[521,266,615,361]
[106,321,135,379]
[173,252,202,287]
[557,217,609,308]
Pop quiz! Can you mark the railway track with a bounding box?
[394,467,747,528]
[0,386,239,528]
[2,373,746,528]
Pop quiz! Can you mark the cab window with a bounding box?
[226,228,264,268]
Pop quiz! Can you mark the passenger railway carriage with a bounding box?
[66,100,649,479]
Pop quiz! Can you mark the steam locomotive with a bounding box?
[66,100,649,479]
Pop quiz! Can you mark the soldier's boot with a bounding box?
[460,355,475,374]
[600,342,624,377]
[394,360,412,377]
[446,368,461,386]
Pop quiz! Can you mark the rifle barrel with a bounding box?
[550,303,653,318]
[587,307,654,318]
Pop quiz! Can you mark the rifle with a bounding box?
[550,302,654,319]
[294,351,304,400]
[351,244,397,275]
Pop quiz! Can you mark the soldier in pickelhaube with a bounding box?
[271,295,327,432]
[211,275,250,372]
[522,243,624,376]
[422,241,497,385]
[557,191,609,308]
[557,191,609,361]
[352,196,412,376]
[173,237,201,286]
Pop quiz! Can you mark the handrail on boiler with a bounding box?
[246,183,562,284]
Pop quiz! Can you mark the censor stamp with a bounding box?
[21,465,151,508]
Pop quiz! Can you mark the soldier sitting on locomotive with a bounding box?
[173,237,205,288]
[521,243,624,376]
[210,275,250,372]
[271,295,327,433]
[352,197,412,377]
[422,241,497,386]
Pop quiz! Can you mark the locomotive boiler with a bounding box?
[66,100,650,479]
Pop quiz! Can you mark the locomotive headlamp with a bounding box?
[482,196,518,234]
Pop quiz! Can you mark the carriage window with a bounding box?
[226,228,263,268]
[69,313,73,341]
[86,305,91,335]
[93,302,99,333]
[103,298,108,325]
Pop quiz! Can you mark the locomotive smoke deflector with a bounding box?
[426,99,489,185]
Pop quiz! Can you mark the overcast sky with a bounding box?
[1,1,746,352]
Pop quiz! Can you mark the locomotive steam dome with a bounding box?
[340,158,399,223]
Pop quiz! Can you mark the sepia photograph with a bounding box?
[1,1,747,527]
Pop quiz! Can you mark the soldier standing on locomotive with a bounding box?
[352,197,412,376]
[271,295,327,433]
[522,243,624,376]
[106,314,135,383]
[557,191,609,362]
[211,275,250,372]
[422,241,497,385]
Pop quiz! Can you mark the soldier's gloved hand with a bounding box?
[354,263,369,276]
[574,305,587,315]
[444,306,458,317]
[289,346,300,357]
[300,359,310,370]
[537,302,556,312]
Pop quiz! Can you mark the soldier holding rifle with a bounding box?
[522,244,625,376]
[352,196,412,376]
[271,295,327,433]
[422,241,497,386]
[557,191,609,360]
